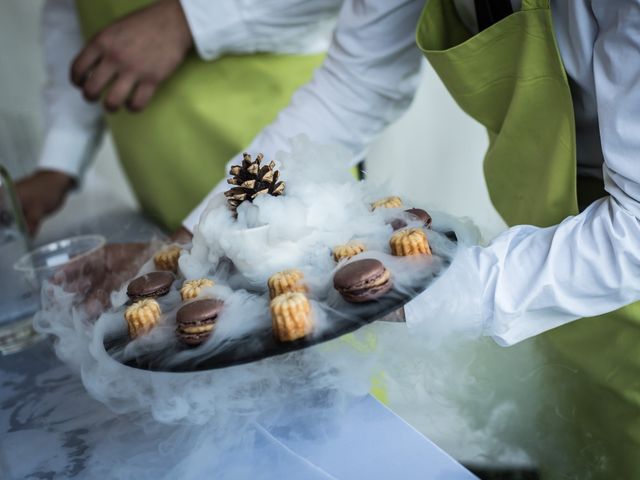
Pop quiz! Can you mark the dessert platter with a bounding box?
[103,151,458,372]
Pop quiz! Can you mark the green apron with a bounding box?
[74,0,323,231]
[417,0,640,478]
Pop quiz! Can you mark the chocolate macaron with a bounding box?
[176,298,223,346]
[127,271,175,301]
[333,258,393,303]
[391,208,432,230]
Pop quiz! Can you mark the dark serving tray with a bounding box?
[103,231,457,373]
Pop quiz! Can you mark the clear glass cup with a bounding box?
[6,235,106,354]
[14,234,106,289]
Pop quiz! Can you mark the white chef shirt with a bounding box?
[184,0,640,345]
[37,0,341,179]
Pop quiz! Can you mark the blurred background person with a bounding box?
[15,0,341,236]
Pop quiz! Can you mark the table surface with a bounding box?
[0,339,477,479]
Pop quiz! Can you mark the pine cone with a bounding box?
[224,153,285,215]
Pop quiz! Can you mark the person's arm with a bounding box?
[16,0,104,235]
[406,0,640,346]
[70,0,342,113]
[182,0,425,231]
[181,0,341,60]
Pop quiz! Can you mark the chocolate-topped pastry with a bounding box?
[391,208,432,230]
[176,299,223,346]
[406,208,432,228]
[333,258,392,303]
[127,271,175,301]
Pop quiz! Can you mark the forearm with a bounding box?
[474,198,640,345]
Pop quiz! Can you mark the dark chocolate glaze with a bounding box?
[176,299,223,326]
[127,271,175,300]
[405,208,432,228]
[175,299,223,346]
[341,278,393,303]
[333,259,387,291]
[391,208,432,231]
[333,258,392,302]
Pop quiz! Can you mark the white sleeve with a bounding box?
[180,0,341,60]
[38,0,104,180]
[182,0,424,231]
[468,1,640,346]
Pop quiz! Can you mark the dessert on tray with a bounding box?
[125,298,161,339]
[107,141,454,370]
[127,272,175,301]
[270,292,313,342]
[180,278,215,301]
[176,299,223,346]
[333,259,393,303]
[268,269,307,299]
[390,228,432,256]
[154,245,181,273]
[391,208,433,230]
[333,241,366,262]
[371,196,403,210]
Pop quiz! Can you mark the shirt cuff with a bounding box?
[37,127,100,181]
[179,0,244,60]
[490,310,579,347]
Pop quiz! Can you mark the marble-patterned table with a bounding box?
[0,339,477,479]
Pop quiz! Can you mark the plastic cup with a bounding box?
[14,234,106,291]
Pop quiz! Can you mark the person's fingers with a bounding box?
[82,59,118,102]
[23,207,42,237]
[127,82,157,112]
[104,73,138,113]
[70,43,103,87]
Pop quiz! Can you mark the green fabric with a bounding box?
[417,0,640,478]
[74,0,323,231]
[417,0,577,227]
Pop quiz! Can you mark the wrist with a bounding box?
[163,0,194,55]
[36,169,75,194]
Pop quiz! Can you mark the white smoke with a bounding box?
[30,136,584,477]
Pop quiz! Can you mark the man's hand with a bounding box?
[71,0,193,113]
[15,170,75,236]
